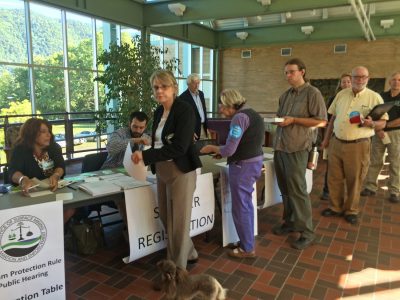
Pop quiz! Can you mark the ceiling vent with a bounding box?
[281,48,292,56]
[334,44,347,54]
[241,50,252,58]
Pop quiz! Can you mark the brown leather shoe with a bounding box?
[228,247,255,259]
[360,189,376,196]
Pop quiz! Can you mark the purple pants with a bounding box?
[229,159,263,252]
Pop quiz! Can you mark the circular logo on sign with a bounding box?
[0,215,47,262]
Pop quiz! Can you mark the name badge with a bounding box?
[41,160,54,171]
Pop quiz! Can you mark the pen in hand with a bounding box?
[26,184,40,192]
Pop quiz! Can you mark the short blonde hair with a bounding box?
[150,69,178,96]
[220,89,246,109]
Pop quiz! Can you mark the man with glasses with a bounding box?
[321,66,388,225]
[179,74,209,140]
[272,58,327,250]
[361,72,400,203]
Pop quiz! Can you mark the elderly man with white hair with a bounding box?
[179,73,208,140]
[321,66,388,225]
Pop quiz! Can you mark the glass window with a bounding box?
[121,26,141,45]
[0,66,30,110]
[164,38,178,75]
[33,67,65,117]
[150,34,162,49]
[30,3,63,66]
[191,45,200,75]
[202,48,213,80]
[178,78,187,96]
[179,41,190,78]
[201,81,213,115]
[69,70,95,115]
[0,0,27,63]
[66,12,93,70]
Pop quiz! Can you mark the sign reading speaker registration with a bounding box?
[0,201,65,299]
[123,172,215,263]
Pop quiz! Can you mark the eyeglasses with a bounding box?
[152,84,172,90]
[284,70,300,75]
[352,75,369,80]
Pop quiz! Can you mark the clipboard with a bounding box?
[365,103,393,120]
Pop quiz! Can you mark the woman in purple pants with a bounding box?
[200,89,264,258]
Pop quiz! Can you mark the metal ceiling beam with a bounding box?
[350,0,376,41]
[218,14,400,48]
[142,0,400,27]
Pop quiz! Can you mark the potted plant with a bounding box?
[95,35,179,134]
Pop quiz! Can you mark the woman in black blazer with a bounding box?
[132,70,202,270]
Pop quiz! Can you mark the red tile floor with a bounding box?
[64,159,400,299]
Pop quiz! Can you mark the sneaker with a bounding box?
[389,194,399,203]
[228,247,255,259]
[272,223,294,236]
[360,189,376,196]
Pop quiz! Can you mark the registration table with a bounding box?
[0,170,215,300]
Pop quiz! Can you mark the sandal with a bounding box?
[228,247,255,259]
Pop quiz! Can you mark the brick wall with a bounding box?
[219,38,400,113]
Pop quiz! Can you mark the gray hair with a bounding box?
[187,73,200,84]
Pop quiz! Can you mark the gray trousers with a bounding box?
[274,150,314,239]
[156,161,198,269]
[364,130,400,195]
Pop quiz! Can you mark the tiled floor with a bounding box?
[64,160,400,299]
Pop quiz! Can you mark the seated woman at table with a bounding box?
[200,89,264,258]
[131,69,202,270]
[8,118,75,223]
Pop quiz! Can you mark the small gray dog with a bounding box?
[157,259,227,300]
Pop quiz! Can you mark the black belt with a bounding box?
[335,136,369,144]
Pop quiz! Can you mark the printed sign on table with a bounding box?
[262,160,313,209]
[123,172,215,263]
[0,201,65,299]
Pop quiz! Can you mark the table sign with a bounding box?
[262,160,313,208]
[123,172,215,263]
[0,201,65,299]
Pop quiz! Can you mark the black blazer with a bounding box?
[142,98,202,174]
[179,89,208,139]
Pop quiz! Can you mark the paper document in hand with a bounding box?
[79,181,121,196]
[123,143,147,181]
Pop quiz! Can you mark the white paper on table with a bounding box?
[28,190,53,197]
[56,193,73,201]
[123,143,147,181]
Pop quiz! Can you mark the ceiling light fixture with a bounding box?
[380,19,394,29]
[257,0,271,6]
[236,31,249,40]
[301,25,314,35]
[168,3,186,16]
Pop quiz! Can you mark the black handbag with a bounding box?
[69,219,104,255]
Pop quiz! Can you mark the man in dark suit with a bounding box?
[179,73,208,140]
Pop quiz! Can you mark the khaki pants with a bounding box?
[156,161,197,270]
[328,136,370,215]
[364,130,400,195]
